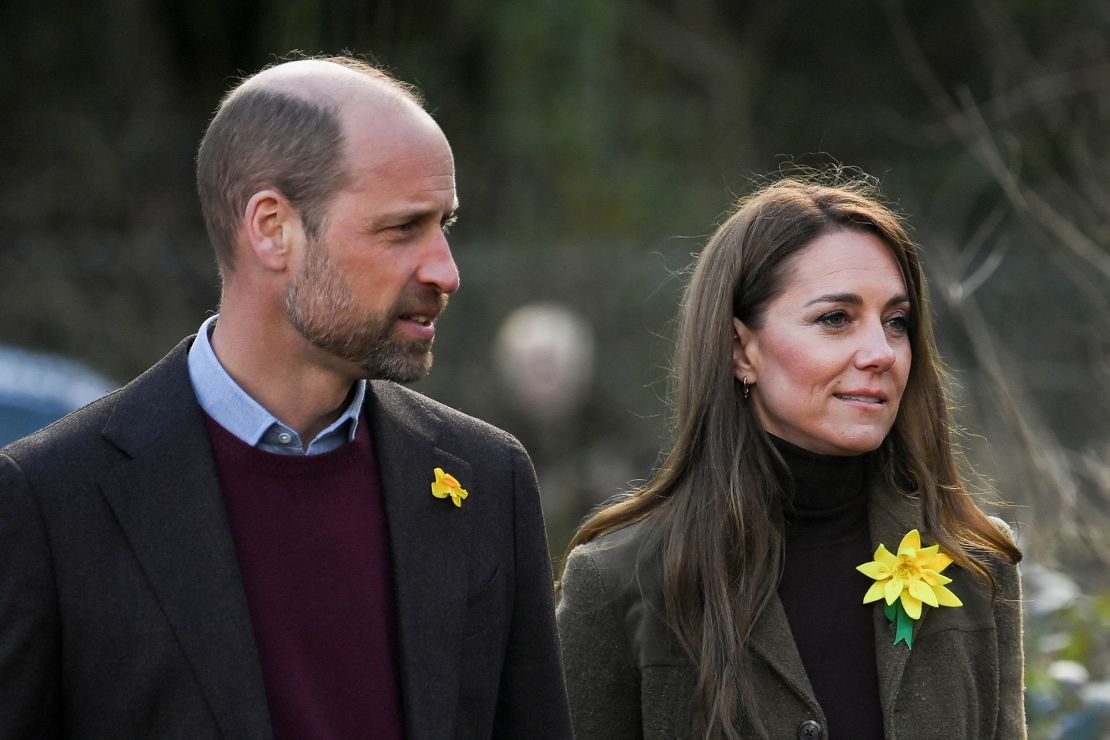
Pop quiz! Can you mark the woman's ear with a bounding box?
[242,189,306,273]
[732,317,759,383]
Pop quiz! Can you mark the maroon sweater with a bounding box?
[204,412,405,740]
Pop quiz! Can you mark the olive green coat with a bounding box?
[557,485,1025,739]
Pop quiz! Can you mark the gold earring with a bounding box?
[742,376,751,400]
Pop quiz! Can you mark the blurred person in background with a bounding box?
[557,176,1025,739]
[0,56,570,739]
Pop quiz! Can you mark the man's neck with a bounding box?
[210,311,358,443]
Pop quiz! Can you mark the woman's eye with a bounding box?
[817,310,849,328]
[885,315,910,335]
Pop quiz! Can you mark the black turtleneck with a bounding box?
[773,436,884,740]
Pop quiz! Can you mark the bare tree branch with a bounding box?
[955,87,1110,284]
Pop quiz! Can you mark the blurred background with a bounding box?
[2,0,1108,735]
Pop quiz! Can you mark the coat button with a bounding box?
[797,719,823,740]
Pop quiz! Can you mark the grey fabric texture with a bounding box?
[557,485,1025,740]
[0,337,572,740]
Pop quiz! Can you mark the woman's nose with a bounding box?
[854,321,897,372]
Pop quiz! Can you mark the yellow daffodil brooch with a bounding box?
[857,529,963,647]
[431,467,469,507]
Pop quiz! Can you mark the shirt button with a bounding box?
[277,432,293,444]
[798,719,823,740]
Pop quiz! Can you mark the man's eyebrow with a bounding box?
[804,293,911,308]
[371,204,452,225]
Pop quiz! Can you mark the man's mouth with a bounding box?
[396,291,449,328]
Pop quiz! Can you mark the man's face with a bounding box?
[285,104,459,382]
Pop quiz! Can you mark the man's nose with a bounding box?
[418,231,460,294]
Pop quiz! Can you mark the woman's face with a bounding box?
[733,228,912,456]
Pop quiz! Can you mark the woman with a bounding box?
[557,176,1025,739]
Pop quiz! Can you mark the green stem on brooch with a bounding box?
[884,600,916,647]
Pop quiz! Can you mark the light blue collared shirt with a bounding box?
[187,315,367,456]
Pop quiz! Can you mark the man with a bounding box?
[0,56,571,739]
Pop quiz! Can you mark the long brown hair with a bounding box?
[561,175,1021,739]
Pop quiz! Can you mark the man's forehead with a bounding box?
[342,105,452,174]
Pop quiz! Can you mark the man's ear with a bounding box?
[242,189,305,273]
[732,317,759,383]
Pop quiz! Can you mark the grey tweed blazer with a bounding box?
[557,484,1025,739]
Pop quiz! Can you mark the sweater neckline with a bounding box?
[770,435,867,514]
[203,410,371,478]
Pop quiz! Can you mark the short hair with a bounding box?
[195,56,423,273]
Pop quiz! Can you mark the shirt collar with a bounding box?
[187,314,366,451]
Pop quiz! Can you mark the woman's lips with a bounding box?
[834,392,886,405]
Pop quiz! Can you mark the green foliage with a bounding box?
[1025,575,1110,738]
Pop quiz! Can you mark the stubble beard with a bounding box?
[285,240,444,383]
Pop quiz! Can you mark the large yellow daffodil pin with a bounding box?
[856,529,963,647]
[431,467,469,507]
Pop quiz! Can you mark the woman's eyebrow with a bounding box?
[805,292,861,307]
[804,293,911,308]
[886,294,911,309]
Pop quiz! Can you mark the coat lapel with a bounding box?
[867,480,924,733]
[748,593,820,712]
[367,381,473,740]
[98,340,271,740]
[747,478,931,728]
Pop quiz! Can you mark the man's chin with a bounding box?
[360,350,433,383]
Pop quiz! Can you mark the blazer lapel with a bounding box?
[867,481,924,733]
[748,592,820,713]
[747,479,929,727]
[98,340,271,739]
[367,382,474,740]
